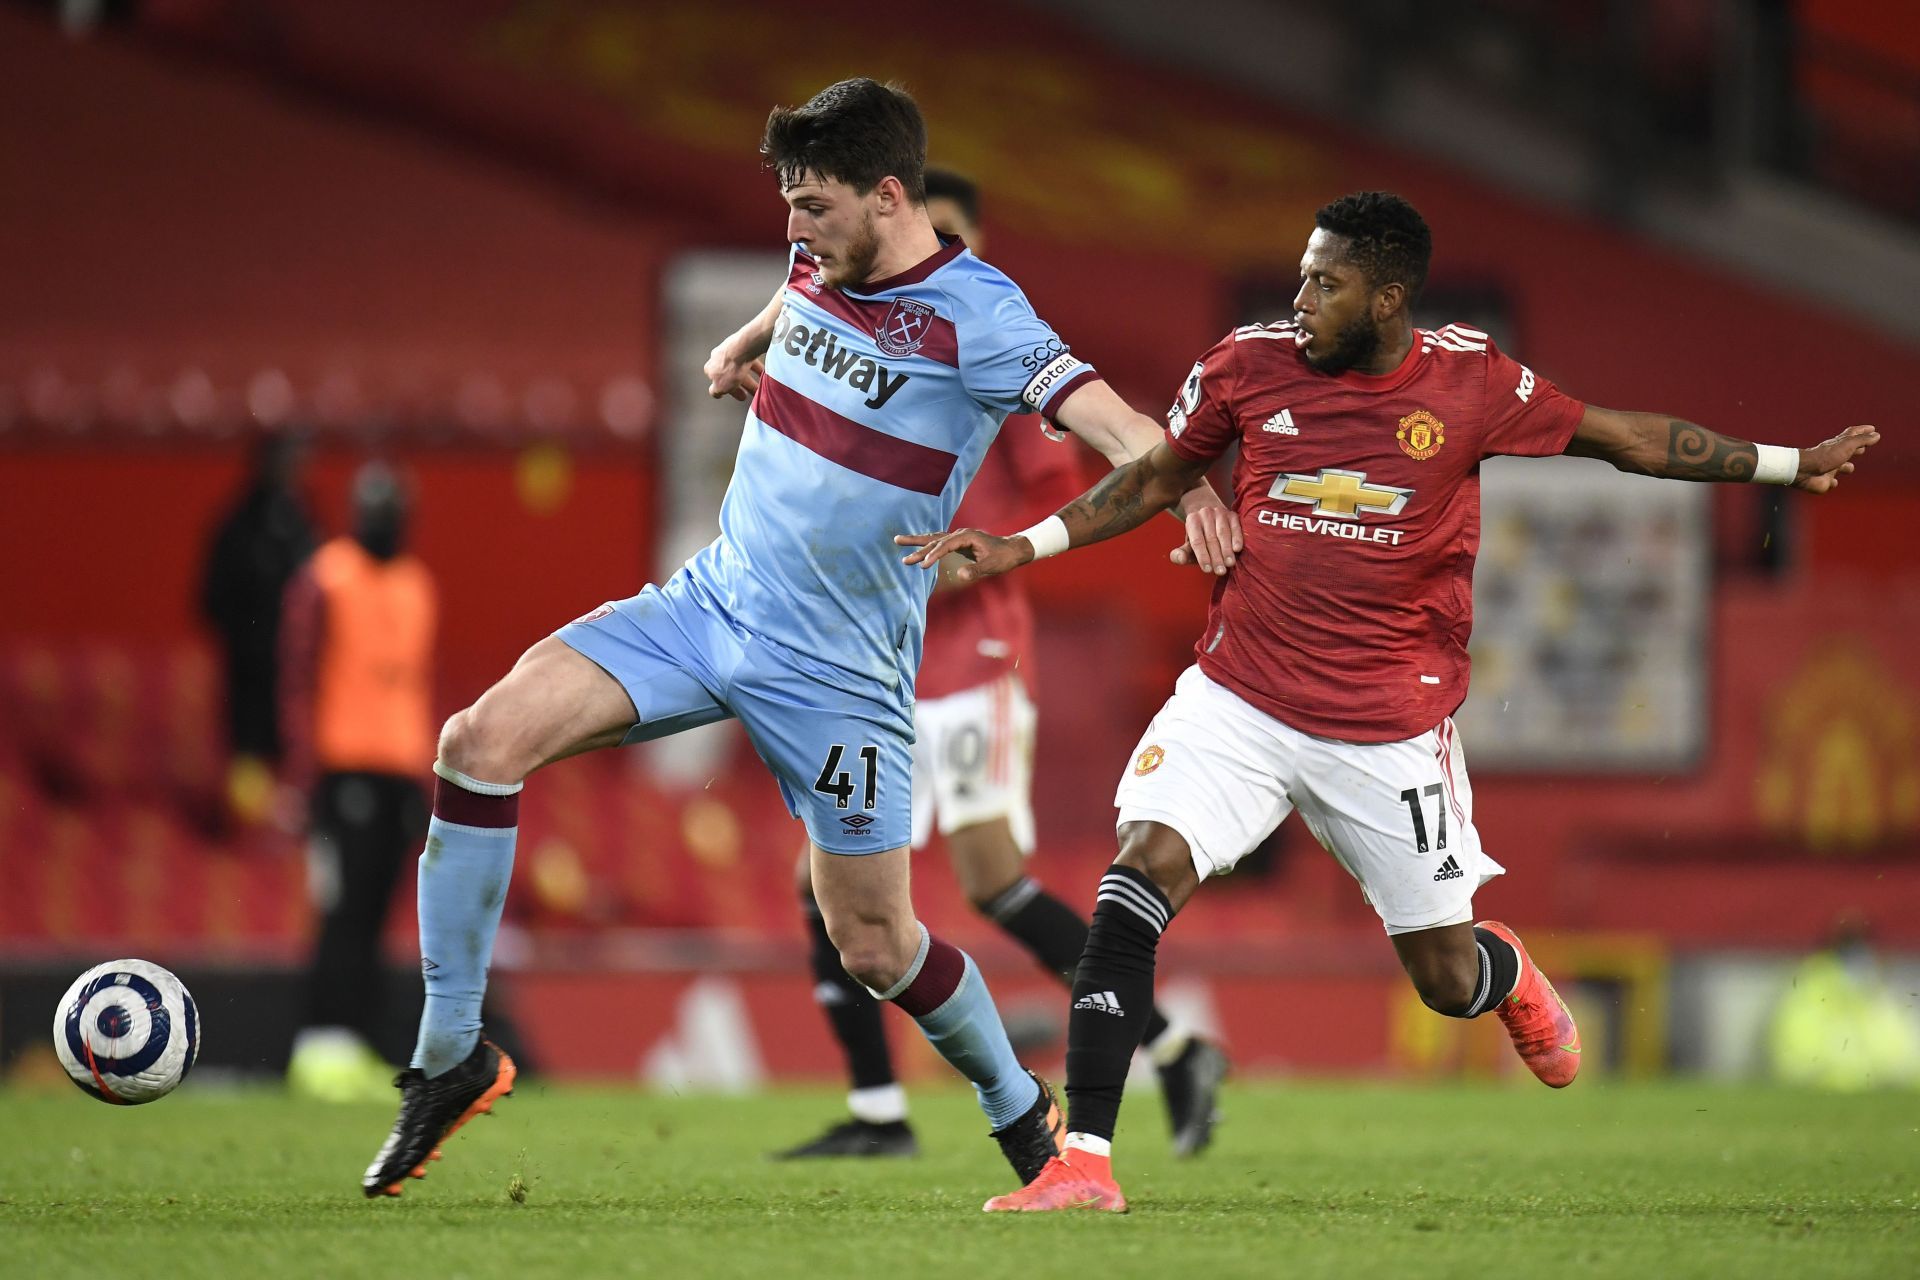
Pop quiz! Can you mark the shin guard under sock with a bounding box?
[984,875,1174,1048]
[1063,865,1172,1142]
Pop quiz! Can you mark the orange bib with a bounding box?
[310,538,435,775]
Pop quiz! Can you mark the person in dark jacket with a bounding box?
[200,430,317,820]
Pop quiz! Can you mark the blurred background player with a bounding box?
[1768,917,1920,1091]
[776,170,1228,1162]
[280,463,434,1101]
[904,190,1879,1213]
[200,430,317,824]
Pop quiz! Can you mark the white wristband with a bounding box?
[1016,515,1070,561]
[1753,443,1799,485]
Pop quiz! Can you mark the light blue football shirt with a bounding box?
[682,238,1096,699]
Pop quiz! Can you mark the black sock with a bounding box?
[801,890,895,1089]
[1063,865,1171,1141]
[984,875,1173,1047]
[1461,926,1521,1018]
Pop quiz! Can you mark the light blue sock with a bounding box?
[409,816,517,1076]
[898,951,1039,1129]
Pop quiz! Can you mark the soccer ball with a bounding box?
[52,959,201,1104]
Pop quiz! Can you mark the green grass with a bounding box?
[1,1080,1913,1278]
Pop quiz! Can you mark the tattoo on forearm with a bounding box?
[1060,454,1160,544]
[1664,420,1756,482]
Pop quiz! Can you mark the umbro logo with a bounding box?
[840,813,876,831]
[1262,409,1299,435]
[1433,855,1464,882]
[1073,990,1125,1016]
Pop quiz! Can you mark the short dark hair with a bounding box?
[923,168,980,224]
[1314,192,1432,303]
[761,78,927,203]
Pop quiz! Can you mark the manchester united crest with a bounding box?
[1396,409,1446,461]
[1134,745,1165,776]
[876,297,936,357]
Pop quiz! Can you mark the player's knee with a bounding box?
[834,940,900,992]
[437,705,527,784]
[820,912,903,990]
[944,819,1025,905]
[435,710,476,769]
[964,870,1024,917]
[1113,822,1200,911]
[831,912,923,991]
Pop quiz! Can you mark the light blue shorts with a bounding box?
[554,571,913,854]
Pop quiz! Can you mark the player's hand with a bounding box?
[1168,505,1243,576]
[895,528,1031,582]
[1793,424,1878,494]
[704,343,765,402]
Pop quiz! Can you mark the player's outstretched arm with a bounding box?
[704,288,785,402]
[898,441,1213,579]
[1565,406,1879,493]
[1044,377,1241,571]
[896,441,1213,583]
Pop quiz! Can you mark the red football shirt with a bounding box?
[1165,322,1586,742]
[917,416,1081,701]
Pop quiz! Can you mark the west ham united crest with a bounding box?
[876,297,936,357]
[1397,409,1447,460]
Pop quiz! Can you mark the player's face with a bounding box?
[1292,229,1382,376]
[784,174,881,288]
[925,196,983,256]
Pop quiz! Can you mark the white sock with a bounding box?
[1064,1133,1111,1158]
[847,1084,908,1125]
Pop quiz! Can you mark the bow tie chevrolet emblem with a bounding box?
[876,297,936,357]
[1270,468,1413,519]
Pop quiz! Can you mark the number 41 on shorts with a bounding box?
[814,743,879,810]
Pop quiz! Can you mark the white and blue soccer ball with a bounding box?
[52,959,201,1104]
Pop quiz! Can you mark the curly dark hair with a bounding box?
[761,78,927,203]
[1314,192,1432,303]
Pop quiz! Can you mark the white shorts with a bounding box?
[910,673,1036,853]
[1114,666,1505,934]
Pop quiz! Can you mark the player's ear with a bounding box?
[1375,281,1406,322]
[873,175,905,216]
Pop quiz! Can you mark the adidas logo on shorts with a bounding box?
[1433,855,1464,882]
[1073,990,1126,1016]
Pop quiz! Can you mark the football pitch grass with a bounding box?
[1,1080,1912,1278]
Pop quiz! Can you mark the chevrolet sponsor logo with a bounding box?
[1261,468,1413,545]
[1269,468,1411,519]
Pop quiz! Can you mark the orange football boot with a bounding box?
[983,1150,1129,1214]
[1478,920,1580,1087]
